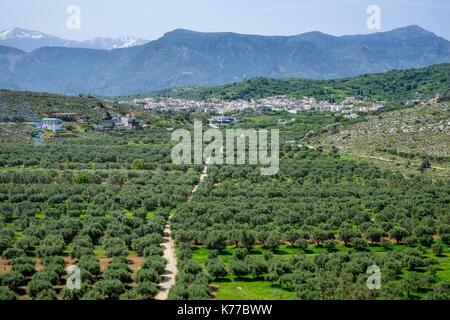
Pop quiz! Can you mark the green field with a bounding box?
[190,244,450,300]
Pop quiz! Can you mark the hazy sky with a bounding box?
[1,0,449,41]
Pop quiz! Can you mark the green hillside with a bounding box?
[144,64,450,102]
[0,90,130,122]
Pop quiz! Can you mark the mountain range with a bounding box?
[0,27,148,51]
[0,25,449,96]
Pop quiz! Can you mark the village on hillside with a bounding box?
[130,95,385,119]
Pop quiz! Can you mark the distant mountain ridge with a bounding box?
[0,25,449,96]
[0,27,148,51]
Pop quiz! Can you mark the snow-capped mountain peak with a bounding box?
[82,36,148,49]
[114,36,148,48]
[0,28,14,39]
[0,27,52,40]
[0,27,148,51]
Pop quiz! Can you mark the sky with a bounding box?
[1,0,449,41]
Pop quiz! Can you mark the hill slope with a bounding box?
[309,102,450,174]
[0,90,129,122]
[147,64,450,102]
[0,26,449,96]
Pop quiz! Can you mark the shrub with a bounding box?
[94,279,125,299]
[390,227,409,244]
[37,235,66,258]
[143,245,163,258]
[131,159,146,170]
[81,289,104,300]
[36,288,57,300]
[0,286,17,300]
[11,257,36,277]
[168,283,190,300]
[60,284,87,300]
[120,288,143,300]
[132,234,162,255]
[207,250,219,260]
[31,271,59,285]
[232,248,248,261]
[43,263,65,277]
[0,237,11,256]
[103,268,132,284]
[42,256,65,267]
[0,272,25,290]
[71,239,94,259]
[1,247,25,260]
[105,244,129,258]
[37,244,64,258]
[380,239,392,250]
[247,257,268,278]
[206,258,227,279]
[432,243,444,257]
[135,281,158,299]
[295,239,309,251]
[441,234,450,245]
[418,235,433,247]
[229,259,249,277]
[15,236,39,252]
[136,268,161,284]
[404,236,418,246]
[427,282,450,300]
[190,278,210,300]
[265,234,280,251]
[351,238,368,251]
[142,257,166,274]
[80,270,95,285]
[78,255,101,275]
[27,279,54,298]
[183,260,202,275]
[204,231,227,251]
[323,240,337,252]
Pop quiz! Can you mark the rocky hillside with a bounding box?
[310,103,450,174]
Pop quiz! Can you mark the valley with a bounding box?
[0,64,449,301]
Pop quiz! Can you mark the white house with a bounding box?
[344,114,359,120]
[41,118,62,132]
[209,116,239,126]
[372,104,384,111]
[330,105,343,112]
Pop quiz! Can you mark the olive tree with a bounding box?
[0,272,25,290]
[206,258,227,279]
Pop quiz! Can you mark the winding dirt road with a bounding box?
[154,219,177,300]
[154,163,209,300]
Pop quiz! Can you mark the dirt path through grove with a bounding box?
[154,163,208,300]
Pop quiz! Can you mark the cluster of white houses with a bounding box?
[132,95,384,115]
[93,115,139,130]
[33,114,139,132]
